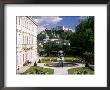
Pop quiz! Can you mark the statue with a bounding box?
[57,50,64,67]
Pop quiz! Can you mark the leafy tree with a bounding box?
[37,33,46,41]
[74,16,94,64]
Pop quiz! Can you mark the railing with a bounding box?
[22,44,33,51]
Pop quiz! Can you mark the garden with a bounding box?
[38,56,80,63]
[68,67,94,75]
[23,66,54,75]
[23,16,94,75]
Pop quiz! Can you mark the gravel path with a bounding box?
[53,67,68,75]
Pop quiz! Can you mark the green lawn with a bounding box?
[40,57,57,63]
[23,66,54,75]
[64,57,80,63]
[40,56,80,63]
[68,67,94,75]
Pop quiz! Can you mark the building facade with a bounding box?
[56,26,65,30]
[16,16,37,69]
[51,26,73,31]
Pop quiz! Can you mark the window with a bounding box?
[27,36,28,44]
[18,16,20,25]
[25,36,26,44]
[25,19,26,28]
[32,37,33,44]
[22,17,24,27]
[27,21,28,29]
[20,17,22,26]
[29,36,30,44]
[23,54,24,63]
[31,25,33,31]
[29,22,30,30]
[23,35,24,44]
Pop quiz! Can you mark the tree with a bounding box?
[39,16,94,62]
[77,16,94,63]
[69,16,94,53]
[37,33,46,41]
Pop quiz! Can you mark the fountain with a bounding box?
[57,50,64,67]
[44,50,78,67]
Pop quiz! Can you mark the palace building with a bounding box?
[16,16,37,69]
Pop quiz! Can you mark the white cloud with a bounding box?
[33,16,63,32]
[34,16,63,25]
[79,16,88,20]
[43,24,49,26]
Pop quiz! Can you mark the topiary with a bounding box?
[34,61,37,66]
[38,59,41,63]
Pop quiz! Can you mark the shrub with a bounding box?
[38,59,41,63]
[85,62,89,67]
[35,68,38,74]
[23,66,54,75]
[68,67,94,75]
[83,70,87,74]
[34,61,37,66]
[41,57,57,63]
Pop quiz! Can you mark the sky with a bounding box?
[32,16,88,32]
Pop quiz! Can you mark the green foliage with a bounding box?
[40,57,80,63]
[40,57,57,63]
[37,59,41,63]
[34,61,37,66]
[83,52,94,65]
[37,17,94,64]
[64,57,80,63]
[37,33,46,41]
[74,16,94,53]
[23,66,54,75]
[69,16,94,64]
[45,30,54,39]
[68,67,94,74]
[43,42,70,54]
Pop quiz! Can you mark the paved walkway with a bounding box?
[54,67,68,75]
[16,62,34,74]
[36,63,69,75]
[36,63,85,75]
[17,62,85,75]
[16,56,42,74]
[16,66,30,74]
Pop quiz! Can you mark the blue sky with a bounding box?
[55,16,80,29]
[32,16,88,32]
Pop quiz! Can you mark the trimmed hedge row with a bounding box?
[23,66,54,75]
[68,67,94,75]
[40,57,80,63]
